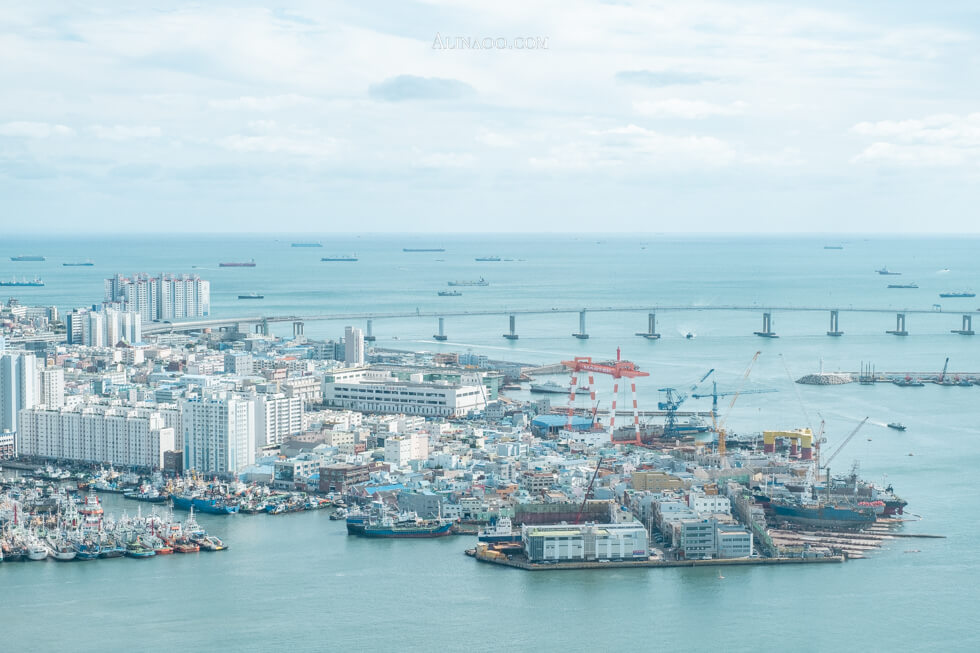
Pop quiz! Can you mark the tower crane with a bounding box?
[657,369,714,438]
[711,351,762,461]
[821,417,869,483]
[692,380,777,415]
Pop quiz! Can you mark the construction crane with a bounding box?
[574,457,603,524]
[711,351,762,460]
[939,357,950,384]
[820,417,869,484]
[657,369,714,438]
[692,380,777,415]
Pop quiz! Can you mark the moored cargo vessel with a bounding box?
[346,511,454,538]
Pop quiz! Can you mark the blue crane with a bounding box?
[657,369,714,437]
[692,380,778,417]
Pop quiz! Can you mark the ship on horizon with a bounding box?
[876,267,901,275]
[321,255,358,262]
[63,260,94,267]
[10,255,45,262]
[448,277,489,287]
[939,291,976,298]
[888,283,918,289]
[403,247,445,252]
[475,256,501,262]
[0,276,44,287]
[219,260,256,267]
[291,242,322,248]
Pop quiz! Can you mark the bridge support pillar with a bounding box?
[292,321,304,338]
[503,314,518,340]
[573,310,589,339]
[636,312,661,339]
[364,319,376,342]
[254,320,270,336]
[433,317,448,341]
[827,310,843,336]
[952,314,975,335]
[754,312,778,338]
[886,313,908,336]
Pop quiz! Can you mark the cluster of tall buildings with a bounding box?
[104,273,210,321]
[66,307,142,346]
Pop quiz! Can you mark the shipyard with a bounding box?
[0,271,944,573]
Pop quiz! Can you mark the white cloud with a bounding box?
[415,152,477,168]
[208,94,313,111]
[216,123,337,159]
[89,125,162,140]
[850,113,980,166]
[0,121,74,138]
[475,129,516,148]
[633,99,747,119]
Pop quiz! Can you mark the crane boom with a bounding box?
[717,351,762,457]
[821,417,869,470]
[574,457,603,524]
[940,357,950,383]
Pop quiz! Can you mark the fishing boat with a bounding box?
[99,540,126,558]
[73,540,102,560]
[46,535,78,561]
[191,496,240,515]
[125,540,156,558]
[26,538,49,561]
[347,510,455,538]
[78,492,103,516]
[887,422,907,431]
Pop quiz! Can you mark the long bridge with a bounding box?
[141,304,978,339]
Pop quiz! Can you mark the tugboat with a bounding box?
[887,422,907,431]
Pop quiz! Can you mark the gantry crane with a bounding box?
[692,380,777,416]
[657,369,714,438]
[562,349,650,444]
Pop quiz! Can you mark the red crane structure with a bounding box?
[561,347,650,444]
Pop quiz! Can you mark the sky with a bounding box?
[2,1,980,234]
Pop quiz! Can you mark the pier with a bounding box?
[465,548,844,570]
[140,304,980,339]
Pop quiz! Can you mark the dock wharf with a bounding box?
[465,549,844,571]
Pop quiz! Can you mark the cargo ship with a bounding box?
[346,511,454,538]
[10,255,45,261]
[477,517,521,544]
[475,256,501,262]
[823,245,843,250]
[63,260,94,267]
[529,381,568,394]
[939,291,976,298]
[403,248,445,252]
[238,292,264,300]
[888,283,918,289]
[0,277,44,287]
[291,242,322,247]
[448,277,489,287]
[876,267,901,275]
[219,260,256,267]
[438,290,462,296]
[769,498,876,528]
[321,255,358,262]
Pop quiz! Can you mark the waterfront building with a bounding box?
[522,522,649,562]
[104,272,210,321]
[344,326,365,366]
[181,395,255,475]
[679,519,717,559]
[323,371,487,418]
[272,454,322,490]
[16,404,175,468]
[715,524,754,558]
[253,392,303,447]
[318,462,371,494]
[0,350,38,433]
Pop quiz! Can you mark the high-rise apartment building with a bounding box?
[181,395,255,475]
[344,326,364,366]
[105,273,210,321]
[0,350,38,433]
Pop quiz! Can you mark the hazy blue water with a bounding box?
[2,235,979,651]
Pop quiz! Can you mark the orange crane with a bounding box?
[562,348,650,444]
[711,351,762,460]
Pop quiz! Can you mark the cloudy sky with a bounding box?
[2,1,979,233]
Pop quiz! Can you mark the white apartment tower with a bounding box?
[181,395,255,475]
[0,350,38,433]
[40,367,65,409]
[105,273,210,321]
[344,326,365,366]
[253,393,304,448]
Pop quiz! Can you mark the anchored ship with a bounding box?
[438,290,462,296]
[346,510,455,538]
[238,292,264,300]
[219,260,256,267]
[321,255,358,262]
[10,255,45,261]
[888,283,918,289]
[939,291,976,298]
[475,256,501,262]
[448,277,489,287]
[0,277,44,287]
[876,267,901,275]
[63,260,94,267]
[403,248,445,252]
[291,242,322,248]
[529,381,568,394]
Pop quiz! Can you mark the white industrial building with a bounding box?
[181,395,255,475]
[522,522,649,562]
[16,404,175,469]
[323,371,486,418]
